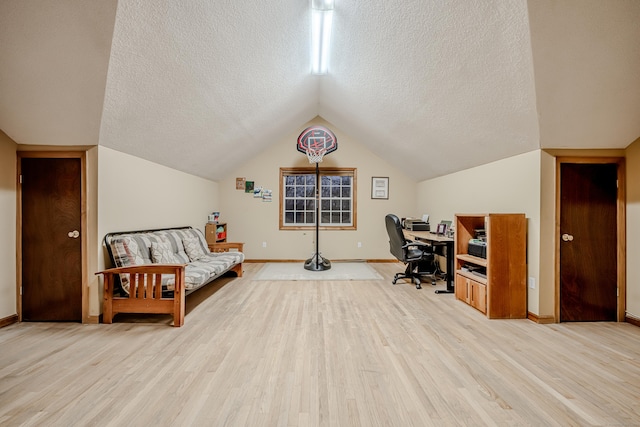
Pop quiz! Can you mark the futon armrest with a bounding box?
[96,263,187,276]
[97,263,188,327]
[208,242,244,253]
[96,263,188,297]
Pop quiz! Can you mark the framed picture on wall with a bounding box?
[236,177,246,190]
[371,177,389,199]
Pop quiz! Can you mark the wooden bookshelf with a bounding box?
[454,213,527,319]
[205,222,227,244]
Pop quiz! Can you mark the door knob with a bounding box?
[68,230,80,238]
[561,233,574,242]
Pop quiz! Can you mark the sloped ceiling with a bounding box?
[1,0,639,181]
[0,0,117,149]
[528,0,640,149]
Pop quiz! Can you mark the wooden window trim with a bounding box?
[279,167,357,230]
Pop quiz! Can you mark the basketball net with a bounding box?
[305,146,327,164]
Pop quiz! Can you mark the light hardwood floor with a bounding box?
[1,263,640,426]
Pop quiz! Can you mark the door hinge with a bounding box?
[20,286,23,295]
[617,288,619,297]
[19,174,23,184]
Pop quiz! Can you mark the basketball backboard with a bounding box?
[296,126,337,163]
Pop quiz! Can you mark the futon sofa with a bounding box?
[99,226,244,327]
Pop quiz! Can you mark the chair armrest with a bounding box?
[402,240,430,250]
[404,240,434,262]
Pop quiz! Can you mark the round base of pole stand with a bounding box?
[304,254,331,271]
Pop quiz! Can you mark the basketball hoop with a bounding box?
[305,146,327,164]
[297,125,338,162]
[296,125,338,271]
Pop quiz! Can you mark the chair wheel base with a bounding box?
[390,272,430,290]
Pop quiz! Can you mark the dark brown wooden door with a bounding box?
[21,157,82,321]
[560,163,617,321]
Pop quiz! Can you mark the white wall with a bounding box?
[98,146,220,236]
[218,118,417,260]
[626,138,640,320]
[538,150,556,318]
[0,131,17,321]
[86,146,99,321]
[416,150,543,315]
[96,146,219,315]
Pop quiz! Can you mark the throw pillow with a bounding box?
[110,239,134,268]
[110,237,144,295]
[183,235,208,262]
[150,239,178,264]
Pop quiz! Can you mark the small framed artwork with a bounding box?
[371,177,389,199]
[245,181,254,193]
[236,177,246,190]
[436,223,447,235]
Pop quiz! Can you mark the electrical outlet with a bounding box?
[528,277,535,289]
[357,242,362,248]
[262,241,267,248]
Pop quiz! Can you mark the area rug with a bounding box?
[253,262,383,281]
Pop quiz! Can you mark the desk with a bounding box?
[403,230,455,294]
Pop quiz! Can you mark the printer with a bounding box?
[402,218,430,231]
[468,239,487,258]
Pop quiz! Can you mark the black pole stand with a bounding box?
[304,162,331,271]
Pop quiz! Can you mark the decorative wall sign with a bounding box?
[371,177,389,199]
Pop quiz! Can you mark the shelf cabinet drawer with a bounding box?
[455,274,486,314]
[455,274,470,303]
[470,280,486,314]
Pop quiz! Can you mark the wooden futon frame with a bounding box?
[98,226,243,327]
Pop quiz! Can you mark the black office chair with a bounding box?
[385,214,437,289]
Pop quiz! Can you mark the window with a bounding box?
[280,167,356,230]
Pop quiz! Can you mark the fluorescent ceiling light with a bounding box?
[311,0,334,75]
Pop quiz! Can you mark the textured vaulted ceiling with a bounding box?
[1,0,639,181]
